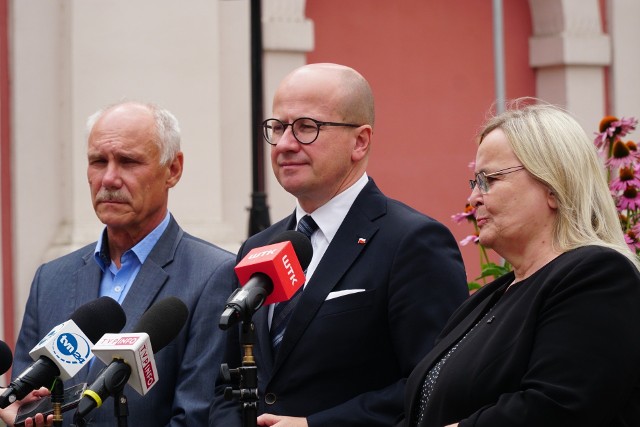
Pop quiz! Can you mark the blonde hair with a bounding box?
[480,99,639,269]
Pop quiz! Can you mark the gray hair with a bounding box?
[86,101,181,166]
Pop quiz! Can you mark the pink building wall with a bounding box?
[0,0,15,346]
[306,1,535,282]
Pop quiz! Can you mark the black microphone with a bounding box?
[219,230,313,329]
[0,340,13,376]
[74,297,189,420]
[0,297,126,409]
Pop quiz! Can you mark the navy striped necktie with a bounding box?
[296,215,318,241]
[270,215,318,352]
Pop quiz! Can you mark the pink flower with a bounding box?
[595,116,638,151]
[451,204,476,224]
[624,226,640,251]
[605,140,640,168]
[594,131,612,151]
[617,184,640,210]
[460,234,479,246]
[610,166,640,192]
[616,117,638,138]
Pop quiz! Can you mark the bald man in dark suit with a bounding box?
[211,64,468,427]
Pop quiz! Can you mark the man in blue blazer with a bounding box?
[12,101,235,426]
[211,64,468,427]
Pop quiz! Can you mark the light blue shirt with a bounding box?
[94,212,171,303]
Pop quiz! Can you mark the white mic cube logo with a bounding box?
[29,320,94,380]
[139,342,155,388]
[92,333,159,395]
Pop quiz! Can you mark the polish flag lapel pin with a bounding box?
[357,237,367,245]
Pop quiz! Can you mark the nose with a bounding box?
[273,126,301,152]
[101,162,123,189]
[469,184,483,207]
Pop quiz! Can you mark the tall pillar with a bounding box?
[261,0,314,222]
[528,0,610,132]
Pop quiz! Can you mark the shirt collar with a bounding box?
[94,211,171,270]
[295,173,368,242]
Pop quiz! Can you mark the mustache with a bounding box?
[95,189,130,203]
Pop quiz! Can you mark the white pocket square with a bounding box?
[325,289,366,301]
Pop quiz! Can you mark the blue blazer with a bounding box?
[212,179,468,426]
[13,215,236,427]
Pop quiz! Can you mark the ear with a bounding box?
[547,188,558,210]
[166,152,184,189]
[351,125,372,162]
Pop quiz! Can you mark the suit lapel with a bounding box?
[120,216,182,331]
[404,274,513,420]
[272,181,384,374]
[253,306,274,372]
[70,217,183,386]
[254,217,295,373]
[75,251,103,308]
[120,262,170,331]
[83,217,183,382]
[73,251,104,384]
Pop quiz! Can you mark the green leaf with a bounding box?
[475,262,510,280]
[468,281,482,291]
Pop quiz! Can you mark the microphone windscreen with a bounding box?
[268,230,313,270]
[70,296,127,343]
[133,297,188,353]
[0,340,12,375]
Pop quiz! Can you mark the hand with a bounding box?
[444,424,459,427]
[23,412,53,427]
[0,387,52,427]
[257,413,308,427]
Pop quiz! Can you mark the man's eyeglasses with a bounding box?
[262,117,362,145]
[469,166,525,194]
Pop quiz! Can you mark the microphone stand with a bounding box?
[220,320,258,427]
[73,359,131,427]
[219,277,272,427]
[51,377,63,427]
[113,388,129,427]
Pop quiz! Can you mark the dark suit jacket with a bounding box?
[401,245,640,427]
[12,215,236,427]
[212,179,468,426]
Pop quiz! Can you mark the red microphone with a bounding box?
[219,231,313,329]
